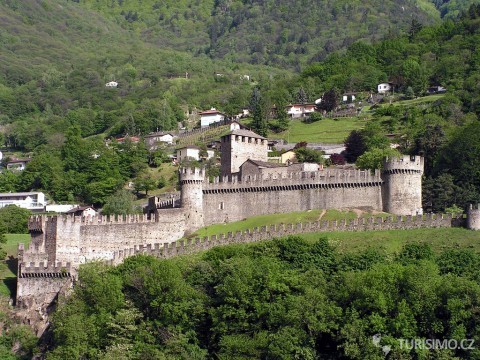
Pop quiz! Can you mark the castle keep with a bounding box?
[16,129,430,334]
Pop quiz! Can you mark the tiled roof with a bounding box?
[200,109,225,115]
[228,129,266,139]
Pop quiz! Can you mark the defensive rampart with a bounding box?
[16,208,187,334]
[107,213,462,266]
[203,168,384,225]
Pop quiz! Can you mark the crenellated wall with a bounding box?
[203,168,384,225]
[17,209,187,326]
[17,206,468,336]
[106,213,461,266]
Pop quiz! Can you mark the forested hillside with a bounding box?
[38,237,480,359]
[73,0,442,68]
[0,0,288,148]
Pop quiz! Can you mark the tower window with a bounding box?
[219,202,225,210]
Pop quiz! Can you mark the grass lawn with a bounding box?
[301,227,480,255]
[132,163,179,206]
[274,117,369,144]
[191,210,324,238]
[381,94,445,107]
[190,209,390,239]
[0,234,30,297]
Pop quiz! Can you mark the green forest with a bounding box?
[10,237,477,359]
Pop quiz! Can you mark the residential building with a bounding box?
[200,108,226,127]
[6,159,31,171]
[45,204,78,213]
[285,103,316,118]
[377,82,395,94]
[0,192,46,211]
[342,93,356,103]
[115,136,140,144]
[65,206,97,217]
[144,132,177,149]
[177,146,201,162]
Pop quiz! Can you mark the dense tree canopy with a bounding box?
[44,236,480,359]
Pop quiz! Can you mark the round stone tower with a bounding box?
[382,155,424,215]
[467,204,480,230]
[179,167,205,233]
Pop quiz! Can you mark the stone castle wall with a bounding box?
[22,210,186,271]
[203,168,384,225]
[106,213,461,266]
[382,156,424,215]
[16,155,428,335]
[16,209,187,324]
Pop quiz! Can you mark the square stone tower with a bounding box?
[220,129,268,176]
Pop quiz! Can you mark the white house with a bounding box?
[106,81,118,88]
[206,149,215,160]
[378,83,394,94]
[229,121,247,131]
[144,132,177,149]
[286,104,316,118]
[177,146,215,163]
[0,192,46,211]
[6,159,31,172]
[177,146,201,162]
[200,108,226,127]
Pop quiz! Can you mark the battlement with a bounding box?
[469,203,480,211]
[28,216,46,232]
[204,168,383,191]
[105,213,460,266]
[19,261,73,278]
[383,155,424,174]
[179,167,205,183]
[28,213,161,228]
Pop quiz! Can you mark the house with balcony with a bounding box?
[285,103,316,118]
[0,192,46,212]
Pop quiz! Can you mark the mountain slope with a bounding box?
[73,0,441,67]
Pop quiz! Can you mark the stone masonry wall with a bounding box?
[203,168,384,225]
[53,209,186,267]
[221,134,268,175]
[106,213,460,266]
[382,156,424,215]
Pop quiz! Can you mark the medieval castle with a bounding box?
[15,128,480,334]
